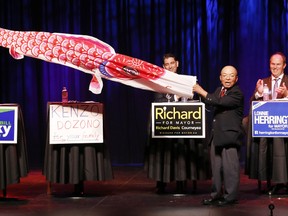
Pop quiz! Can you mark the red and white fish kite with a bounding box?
[0,28,196,97]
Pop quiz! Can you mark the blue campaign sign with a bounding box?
[0,106,18,143]
[252,101,288,137]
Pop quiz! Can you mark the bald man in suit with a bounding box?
[193,65,244,206]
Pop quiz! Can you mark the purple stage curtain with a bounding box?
[1,0,288,167]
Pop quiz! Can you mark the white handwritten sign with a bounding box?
[49,102,103,144]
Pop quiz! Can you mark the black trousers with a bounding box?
[210,142,240,201]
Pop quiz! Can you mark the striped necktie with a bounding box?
[272,78,280,99]
[220,88,226,97]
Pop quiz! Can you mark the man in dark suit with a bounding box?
[154,53,181,103]
[247,52,288,195]
[150,53,182,193]
[193,65,244,206]
[146,53,209,194]
[146,53,186,194]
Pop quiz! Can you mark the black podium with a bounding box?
[0,104,29,197]
[43,102,113,195]
[246,101,288,192]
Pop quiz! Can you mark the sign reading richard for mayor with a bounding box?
[252,101,288,137]
[151,102,205,138]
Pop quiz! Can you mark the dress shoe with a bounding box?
[156,181,166,194]
[202,198,222,205]
[216,199,237,206]
[268,183,287,195]
[74,183,84,196]
[176,181,186,194]
[156,187,165,194]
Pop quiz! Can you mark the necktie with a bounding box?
[220,88,226,97]
[272,78,280,99]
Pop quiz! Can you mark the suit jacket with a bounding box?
[154,92,177,102]
[204,85,244,147]
[250,74,288,101]
[154,92,198,102]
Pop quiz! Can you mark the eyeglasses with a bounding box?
[221,74,237,79]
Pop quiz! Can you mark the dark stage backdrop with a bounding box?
[1,0,288,167]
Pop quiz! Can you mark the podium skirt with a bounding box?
[246,136,288,183]
[245,109,288,183]
[145,138,210,183]
[43,143,113,184]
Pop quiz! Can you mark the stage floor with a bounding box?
[0,166,287,216]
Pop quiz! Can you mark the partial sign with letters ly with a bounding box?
[0,105,18,144]
[49,103,103,144]
[151,102,205,138]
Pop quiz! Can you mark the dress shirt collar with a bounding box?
[272,74,284,81]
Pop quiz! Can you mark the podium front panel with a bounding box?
[151,102,205,138]
[49,102,103,144]
[252,100,288,137]
[0,105,18,144]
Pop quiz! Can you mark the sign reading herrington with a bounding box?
[151,102,205,138]
[252,100,288,137]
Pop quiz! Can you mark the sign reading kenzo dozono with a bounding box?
[252,100,288,137]
[49,102,103,144]
[0,105,18,144]
[151,102,205,138]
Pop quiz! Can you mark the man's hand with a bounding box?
[256,79,264,95]
[193,83,208,98]
[175,95,181,101]
[276,82,288,98]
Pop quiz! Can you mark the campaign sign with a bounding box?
[0,106,18,144]
[252,101,288,137]
[151,102,205,138]
[49,103,103,144]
